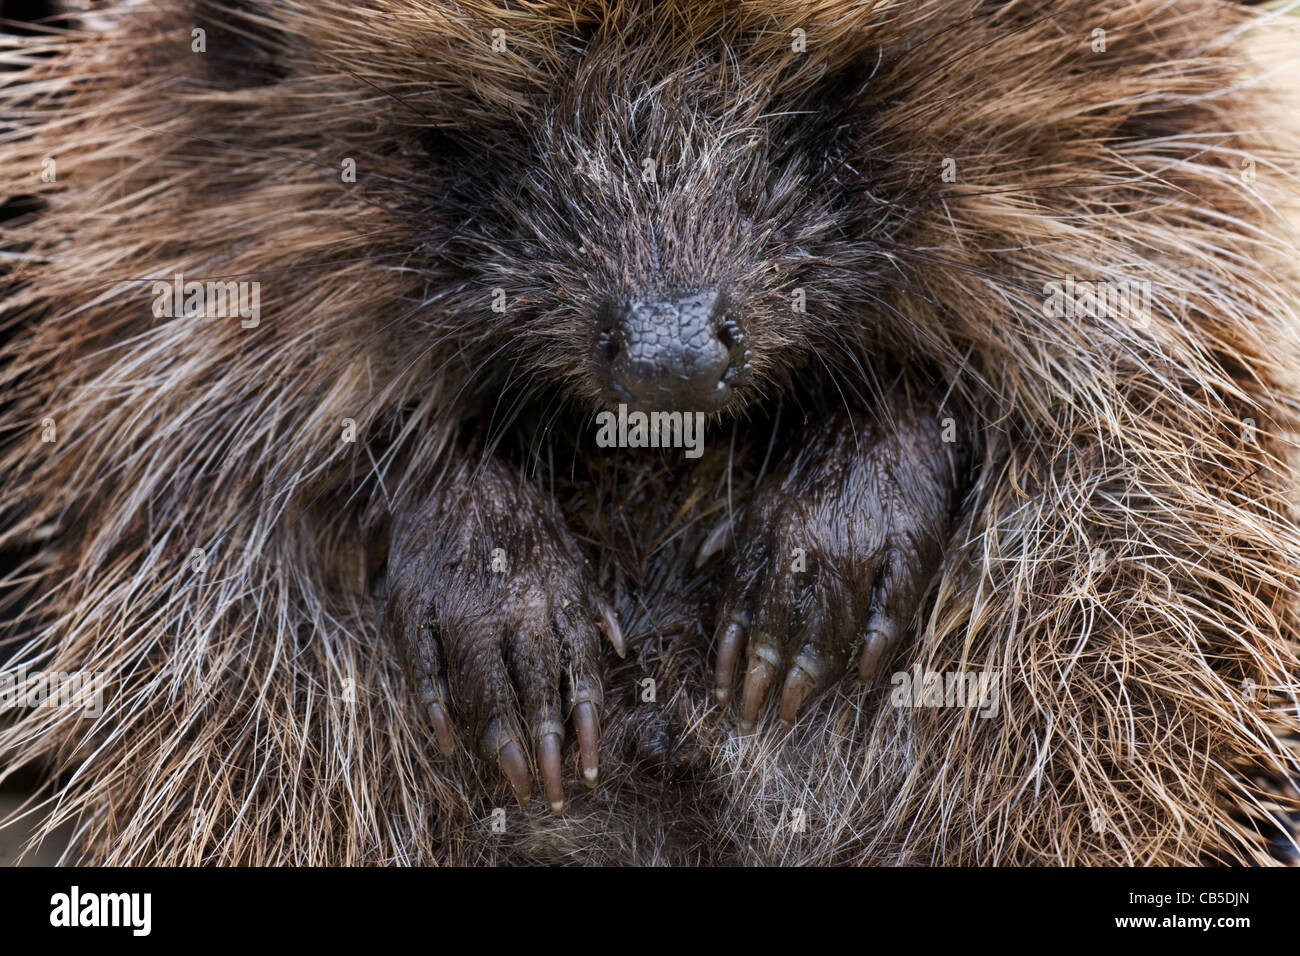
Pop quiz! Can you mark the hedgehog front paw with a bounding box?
[383,457,623,814]
[714,404,963,731]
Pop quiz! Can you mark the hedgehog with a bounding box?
[1,0,1299,866]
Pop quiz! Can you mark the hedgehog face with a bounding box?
[411,24,897,416]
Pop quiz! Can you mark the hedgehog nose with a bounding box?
[600,289,737,412]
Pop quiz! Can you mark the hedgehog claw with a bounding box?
[538,732,564,814]
[858,618,900,683]
[714,616,747,704]
[599,602,626,658]
[779,657,820,725]
[574,701,599,786]
[428,699,455,756]
[416,675,456,756]
[696,515,734,568]
[739,641,779,729]
[495,736,532,808]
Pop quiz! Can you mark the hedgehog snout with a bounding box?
[597,288,743,413]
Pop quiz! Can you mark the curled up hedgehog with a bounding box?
[1,0,1299,865]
